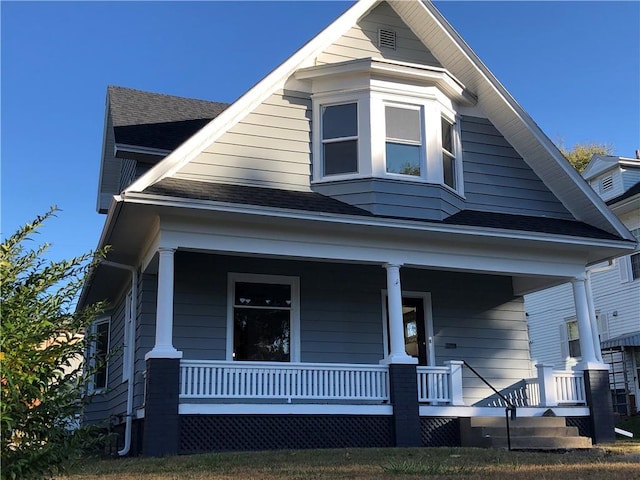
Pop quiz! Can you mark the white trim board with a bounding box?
[179,403,393,416]
[419,405,590,418]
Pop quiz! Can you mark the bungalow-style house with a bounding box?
[526,154,640,416]
[79,0,637,456]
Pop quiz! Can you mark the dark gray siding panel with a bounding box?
[133,273,157,410]
[460,116,572,219]
[313,178,464,221]
[172,253,387,364]
[107,295,127,419]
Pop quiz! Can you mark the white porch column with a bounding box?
[383,263,416,364]
[146,248,182,360]
[536,364,558,407]
[571,275,602,369]
[584,273,604,363]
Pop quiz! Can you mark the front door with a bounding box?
[402,297,428,365]
[385,295,433,366]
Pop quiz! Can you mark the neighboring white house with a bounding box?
[526,154,640,415]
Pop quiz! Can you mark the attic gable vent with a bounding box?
[378,28,396,50]
[600,175,613,192]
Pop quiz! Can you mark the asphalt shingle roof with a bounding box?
[145,178,619,241]
[108,86,229,151]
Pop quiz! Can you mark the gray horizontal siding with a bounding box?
[313,178,464,221]
[461,116,572,219]
[400,269,531,405]
[163,253,532,405]
[175,90,312,191]
[133,273,156,411]
[317,2,441,67]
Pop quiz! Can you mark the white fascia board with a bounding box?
[114,143,171,158]
[121,191,634,253]
[124,0,379,194]
[398,1,633,242]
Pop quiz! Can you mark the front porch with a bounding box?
[137,358,591,454]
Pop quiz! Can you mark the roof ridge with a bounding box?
[107,84,230,107]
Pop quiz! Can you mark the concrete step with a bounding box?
[469,416,566,428]
[488,435,592,450]
[460,416,592,450]
[475,426,580,438]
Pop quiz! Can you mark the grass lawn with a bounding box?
[60,443,640,480]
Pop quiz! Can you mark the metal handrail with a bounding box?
[463,361,517,451]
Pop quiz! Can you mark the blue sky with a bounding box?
[2,1,639,265]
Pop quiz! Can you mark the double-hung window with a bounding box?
[321,103,358,176]
[228,273,300,362]
[385,105,422,177]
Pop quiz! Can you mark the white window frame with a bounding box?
[620,228,640,283]
[89,316,110,393]
[383,102,425,179]
[311,88,464,196]
[226,273,300,362]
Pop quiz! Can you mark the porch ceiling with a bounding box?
[78,194,633,309]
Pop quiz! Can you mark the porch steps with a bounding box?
[460,416,592,450]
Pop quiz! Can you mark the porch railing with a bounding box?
[525,366,586,406]
[180,360,390,402]
[416,360,464,405]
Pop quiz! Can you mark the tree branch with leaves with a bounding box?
[1,208,109,480]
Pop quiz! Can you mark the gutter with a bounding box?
[100,260,137,457]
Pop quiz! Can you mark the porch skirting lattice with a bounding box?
[178,415,466,453]
[179,415,393,453]
[420,417,460,447]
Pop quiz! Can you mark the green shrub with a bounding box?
[1,208,108,479]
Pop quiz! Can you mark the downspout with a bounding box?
[101,260,137,456]
[585,260,616,363]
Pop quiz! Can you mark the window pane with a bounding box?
[441,118,453,153]
[234,309,290,362]
[568,339,581,358]
[631,252,640,280]
[386,107,420,142]
[235,282,291,308]
[322,103,357,139]
[567,321,579,340]
[443,153,455,188]
[324,140,358,175]
[386,142,421,176]
[95,322,109,389]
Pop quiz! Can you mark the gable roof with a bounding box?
[581,154,639,181]
[121,0,632,242]
[108,85,229,152]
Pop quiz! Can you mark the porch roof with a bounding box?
[601,332,640,349]
[145,177,620,241]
